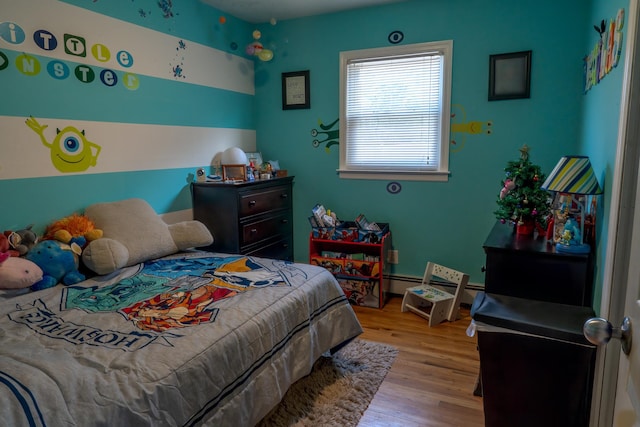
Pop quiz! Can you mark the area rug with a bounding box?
[257,338,399,427]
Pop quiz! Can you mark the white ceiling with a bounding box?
[201,0,408,24]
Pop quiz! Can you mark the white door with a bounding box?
[611,256,640,424]
[591,0,640,424]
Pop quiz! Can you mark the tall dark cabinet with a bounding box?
[191,177,294,261]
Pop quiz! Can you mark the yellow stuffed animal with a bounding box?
[44,213,103,248]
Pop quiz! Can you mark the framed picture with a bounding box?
[282,70,310,110]
[245,152,263,168]
[222,164,247,181]
[488,50,532,101]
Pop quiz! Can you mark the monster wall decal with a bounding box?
[25,116,101,173]
[311,118,339,153]
[450,104,492,153]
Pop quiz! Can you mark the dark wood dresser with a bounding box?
[482,221,594,307]
[191,176,294,260]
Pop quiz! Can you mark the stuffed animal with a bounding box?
[26,240,86,291]
[0,252,43,290]
[43,214,103,248]
[82,198,213,275]
[4,225,38,256]
[0,234,19,257]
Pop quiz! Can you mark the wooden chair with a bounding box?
[401,262,470,327]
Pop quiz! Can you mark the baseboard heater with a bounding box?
[385,273,484,306]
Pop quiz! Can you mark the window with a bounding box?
[339,40,453,181]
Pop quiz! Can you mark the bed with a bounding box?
[0,199,363,426]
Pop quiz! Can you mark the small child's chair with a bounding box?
[401,262,470,327]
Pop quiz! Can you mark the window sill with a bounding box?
[337,169,450,182]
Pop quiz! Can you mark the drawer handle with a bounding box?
[248,200,256,207]
[250,228,258,234]
[281,219,289,223]
[282,243,289,248]
[280,193,288,199]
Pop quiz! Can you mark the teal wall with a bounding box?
[0,0,254,232]
[1,0,628,313]
[580,1,628,312]
[253,0,615,291]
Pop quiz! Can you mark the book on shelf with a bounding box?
[355,214,381,231]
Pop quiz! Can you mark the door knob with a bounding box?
[583,316,632,355]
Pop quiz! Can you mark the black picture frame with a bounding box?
[488,50,531,101]
[282,70,310,110]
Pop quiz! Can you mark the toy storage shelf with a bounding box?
[309,232,391,308]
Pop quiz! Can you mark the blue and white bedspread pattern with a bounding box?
[0,252,363,427]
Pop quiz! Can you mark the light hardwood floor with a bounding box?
[353,296,485,427]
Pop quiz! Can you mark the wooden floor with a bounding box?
[352,296,485,427]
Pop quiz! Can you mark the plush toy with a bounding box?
[0,252,43,290]
[26,240,86,291]
[43,214,103,248]
[4,225,38,256]
[82,198,213,275]
[0,234,19,257]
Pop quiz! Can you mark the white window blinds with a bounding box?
[339,41,452,181]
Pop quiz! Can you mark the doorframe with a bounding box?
[592,0,640,424]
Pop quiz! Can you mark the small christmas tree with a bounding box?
[494,145,551,230]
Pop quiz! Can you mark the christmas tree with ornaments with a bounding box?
[494,145,552,234]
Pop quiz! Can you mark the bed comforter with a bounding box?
[0,251,363,426]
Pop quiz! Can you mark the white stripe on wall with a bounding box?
[0,0,254,94]
[0,115,256,179]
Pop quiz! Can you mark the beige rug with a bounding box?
[257,338,398,427]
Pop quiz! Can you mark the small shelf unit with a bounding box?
[309,232,391,308]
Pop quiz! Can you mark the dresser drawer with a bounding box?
[239,185,291,217]
[241,212,292,246]
[192,177,294,260]
[245,237,293,260]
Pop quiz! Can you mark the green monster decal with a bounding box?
[311,118,339,153]
[26,116,101,173]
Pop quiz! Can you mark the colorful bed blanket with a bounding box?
[0,251,362,426]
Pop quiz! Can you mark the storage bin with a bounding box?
[357,223,389,243]
[309,219,335,240]
[471,292,597,427]
[336,276,380,307]
[309,255,343,274]
[334,221,359,241]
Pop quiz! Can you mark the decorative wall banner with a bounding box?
[584,8,625,93]
[0,116,256,180]
[0,0,254,94]
[0,20,138,89]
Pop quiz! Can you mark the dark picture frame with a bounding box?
[282,70,310,110]
[222,164,247,181]
[488,50,532,101]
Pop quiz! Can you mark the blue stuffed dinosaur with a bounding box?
[26,240,85,291]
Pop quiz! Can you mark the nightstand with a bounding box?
[191,177,294,260]
[482,221,594,307]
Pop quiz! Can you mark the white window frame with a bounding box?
[338,40,453,181]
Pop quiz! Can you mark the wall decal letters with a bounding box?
[0,21,26,44]
[584,8,624,92]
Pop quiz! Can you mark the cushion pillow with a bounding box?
[82,198,213,275]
